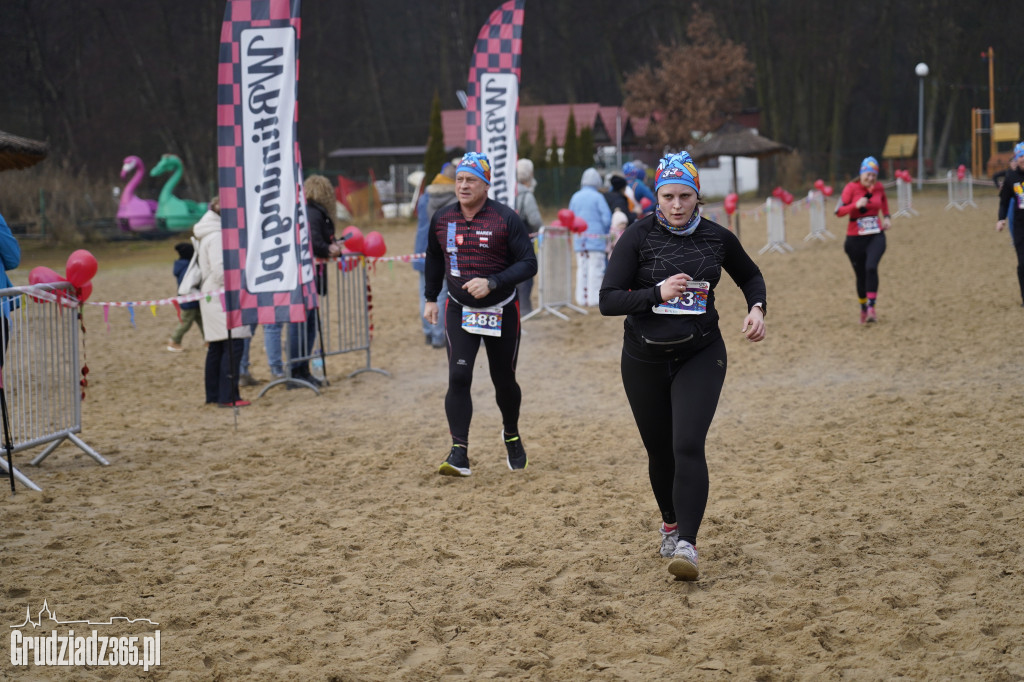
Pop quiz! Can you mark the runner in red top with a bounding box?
[835,156,891,324]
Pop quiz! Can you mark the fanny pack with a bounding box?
[632,312,710,354]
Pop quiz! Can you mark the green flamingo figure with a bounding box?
[150,154,207,232]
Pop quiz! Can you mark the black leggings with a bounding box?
[1012,229,1024,304]
[844,232,886,299]
[444,297,522,446]
[620,334,727,545]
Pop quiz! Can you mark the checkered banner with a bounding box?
[217,0,316,329]
[465,0,525,208]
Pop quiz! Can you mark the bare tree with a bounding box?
[623,5,753,149]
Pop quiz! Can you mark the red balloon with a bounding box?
[74,282,93,303]
[823,185,834,197]
[363,231,386,258]
[341,225,365,254]
[639,197,652,210]
[814,179,825,191]
[572,216,588,234]
[557,208,575,227]
[29,266,65,285]
[65,249,98,288]
[724,193,738,215]
[772,186,784,198]
[956,164,966,181]
[781,191,794,206]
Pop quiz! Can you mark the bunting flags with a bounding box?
[217,0,315,328]
[465,0,525,209]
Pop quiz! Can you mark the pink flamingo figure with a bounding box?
[117,156,158,232]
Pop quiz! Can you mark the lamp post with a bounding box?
[915,62,929,191]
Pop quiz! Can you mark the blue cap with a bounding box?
[860,156,880,176]
[654,152,700,194]
[456,152,491,185]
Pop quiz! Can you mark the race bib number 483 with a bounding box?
[652,280,710,315]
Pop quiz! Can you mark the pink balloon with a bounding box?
[65,249,98,288]
[724,193,738,215]
[781,191,794,206]
[956,164,966,181]
[29,266,65,285]
[639,197,652,210]
[363,231,386,258]
[557,208,575,227]
[822,185,834,197]
[772,186,784,198]
[572,216,588,234]
[341,225,364,254]
[74,282,93,302]
[813,179,825,191]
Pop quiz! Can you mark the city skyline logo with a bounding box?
[9,600,161,672]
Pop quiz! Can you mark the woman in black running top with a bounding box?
[599,151,767,581]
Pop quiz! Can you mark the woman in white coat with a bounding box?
[193,196,252,407]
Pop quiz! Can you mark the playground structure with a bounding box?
[116,156,159,232]
[150,154,207,232]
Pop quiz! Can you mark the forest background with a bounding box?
[0,0,1021,231]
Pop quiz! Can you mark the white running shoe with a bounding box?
[667,540,699,580]
[659,527,678,558]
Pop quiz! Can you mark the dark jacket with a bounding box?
[307,200,335,295]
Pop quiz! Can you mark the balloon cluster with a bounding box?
[552,208,587,233]
[812,179,834,196]
[338,225,387,258]
[724,193,739,215]
[956,164,966,181]
[894,170,914,183]
[771,186,795,206]
[29,250,98,302]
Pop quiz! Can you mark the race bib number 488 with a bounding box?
[461,306,503,336]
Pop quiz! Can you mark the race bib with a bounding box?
[461,306,503,336]
[652,280,710,315]
[856,216,881,235]
[446,221,460,277]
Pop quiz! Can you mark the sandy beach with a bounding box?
[3,191,1023,680]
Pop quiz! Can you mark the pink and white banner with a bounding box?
[465,0,525,208]
[217,0,315,328]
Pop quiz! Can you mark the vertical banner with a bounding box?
[217,0,315,328]
[465,0,524,208]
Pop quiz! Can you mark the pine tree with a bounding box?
[518,129,533,167]
[563,110,579,167]
[422,91,446,186]
[578,126,595,168]
[551,133,561,166]
[531,117,548,169]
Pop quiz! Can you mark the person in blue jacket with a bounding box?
[0,212,22,361]
[568,168,611,306]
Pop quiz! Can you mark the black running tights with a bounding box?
[620,336,727,545]
[444,297,522,447]
[844,232,886,299]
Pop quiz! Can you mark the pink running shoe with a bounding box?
[866,307,877,323]
[859,310,868,325]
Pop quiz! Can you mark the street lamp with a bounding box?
[915,62,929,190]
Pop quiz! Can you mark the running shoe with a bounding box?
[865,307,877,323]
[659,526,679,558]
[667,540,699,580]
[859,310,868,325]
[438,445,471,477]
[502,431,528,470]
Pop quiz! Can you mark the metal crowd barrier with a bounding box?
[945,171,978,211]
[804,190,834,242]
[0,282,107,492]
[892,177,919,218]
[522,225,587,321]
[759,197,794,255]
[259,253,388,396]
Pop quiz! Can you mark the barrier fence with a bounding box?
[893,178,919,217]
[946,171,978,211]
[522,226,587,322]
[759,197,794,255]
[0,282,106,492]
[259,253,387,396]
[804,190,834,242]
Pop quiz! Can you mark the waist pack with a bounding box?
[631,311,715,354]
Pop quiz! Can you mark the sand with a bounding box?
[3,192,1023,680]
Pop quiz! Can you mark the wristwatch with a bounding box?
[486,277,498,292]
